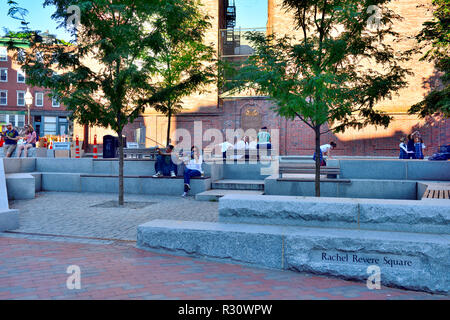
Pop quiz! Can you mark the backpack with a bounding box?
[428,153,448,161]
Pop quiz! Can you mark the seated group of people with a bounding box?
[1,123,37,158]
[152,145,203,197]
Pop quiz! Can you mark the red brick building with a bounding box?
[76,0,449,156]
[0,36,71,138]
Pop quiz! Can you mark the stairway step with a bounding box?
[137,219,450,294]
[195,190,264,201]
[212,179,264,191]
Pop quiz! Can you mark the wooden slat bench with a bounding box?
[279,163,341,179]
[422,184,450,200]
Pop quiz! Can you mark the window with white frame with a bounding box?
[0,47,7,61]
[44,116,57,135]
[35,92,44,107]
[0,68,7,82]
[17,91,25,106]
[18,115,25,128]
[0,90,7,105]
[17,69,25,83]
[52,96,60,108]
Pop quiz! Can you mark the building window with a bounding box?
[17,91,26,106]
[0,68,7,82]
[0,47,7,61]
[35,92,44,107]
[18,115,25,128]
[17,69,26,83]
[0,90,7,105]
[44,116,57,135]
[52,96,60,108]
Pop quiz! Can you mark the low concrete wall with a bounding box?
[137,219,450,294]
[3,158,36,173]
[222,162,275,180]
[219,195,450,234]
[5,173,35,200]
[0,159,19,231]
[0,146,37,158]
[265,176,417,200]
[80,176,211,196]
[338,159,450,181]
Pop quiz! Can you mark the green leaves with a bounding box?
[409,0,449,118]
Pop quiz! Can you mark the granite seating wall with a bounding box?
[0,159,19,231]
[138,194,450,293]
[3,158,212,198]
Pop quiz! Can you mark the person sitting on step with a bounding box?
[153,144,177,177]
[182,146,203,197]
[16,125,37,158]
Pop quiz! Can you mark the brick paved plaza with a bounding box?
[0,192,447,300]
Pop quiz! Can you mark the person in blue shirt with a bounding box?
[414,136,426,160]
[399,137,409,159]
[406,131,419,159]
[2,123,19,158]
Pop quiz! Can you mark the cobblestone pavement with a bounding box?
[8,192,219,240]
[0,236,447,300]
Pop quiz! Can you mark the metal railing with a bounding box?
[219,27,269,59]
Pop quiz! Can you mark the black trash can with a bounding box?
[103,135,128,158]
[103,135,117,158]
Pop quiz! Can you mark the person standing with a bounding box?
[3,123,19,158]
[399,137,409,159]
[257,127,271,150]
[406,131,419,159]
[414,136,426,160]
[182,146,203,197]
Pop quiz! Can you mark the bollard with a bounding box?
[75,135,80,159]
[93,135,98,159]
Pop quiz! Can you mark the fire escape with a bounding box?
[222,0,239,56]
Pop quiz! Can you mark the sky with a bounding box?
[0,0,73,40]
[0,0,268,40]
[235,0,268,30]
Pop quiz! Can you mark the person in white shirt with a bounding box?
[219,140,234,159]
[313,141,337,166]
[248,137,258,150]
[182,146,203,197]
[234,136,248,150]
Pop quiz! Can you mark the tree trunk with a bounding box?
[166,110,172,147]
[82,124,89,151]
[314,125,321,197]
[118,129,124,206]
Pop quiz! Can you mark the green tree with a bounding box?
[6,0,191,205]
[408,0,449,118]
[139,0,215,146]
[227,0,411,196]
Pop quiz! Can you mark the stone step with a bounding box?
[219,194,450,234]
[212,179,265,191]
[137,219,450,294]
[195,190,264,201]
